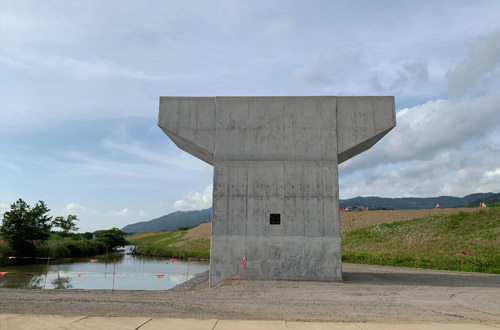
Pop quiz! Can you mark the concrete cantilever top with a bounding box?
[158,96,395,165]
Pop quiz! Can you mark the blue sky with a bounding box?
[1,1,500,232]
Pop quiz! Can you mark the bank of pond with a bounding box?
[0,249,209,290]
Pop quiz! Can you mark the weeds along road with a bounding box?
[1,263,499,324]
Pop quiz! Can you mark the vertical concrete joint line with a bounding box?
[134,318,153,330]
[211,319,220,330]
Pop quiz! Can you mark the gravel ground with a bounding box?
[1,263,499,324]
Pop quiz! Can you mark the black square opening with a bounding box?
[270,213,281,225]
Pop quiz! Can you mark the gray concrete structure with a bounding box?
[159,96,395,286]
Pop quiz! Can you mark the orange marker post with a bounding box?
[243,254,246,288]
[184,257,191,294]
[239,258,242,295]
[43,256,50,292]
[412,250,420,268]
[112,257,116,293]
[460,252,466,272]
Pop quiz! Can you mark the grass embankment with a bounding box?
[342,208,500,273]
[127,208,499,273]
[127,230,210,259]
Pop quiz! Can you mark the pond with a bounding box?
[0,248,209,290]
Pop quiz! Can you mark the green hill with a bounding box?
[121,208,211,234]
[471,192,500,206]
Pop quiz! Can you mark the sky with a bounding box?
[1,1,500,232]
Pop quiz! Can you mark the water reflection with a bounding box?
[0,251,208,290]
[52,274,73,289]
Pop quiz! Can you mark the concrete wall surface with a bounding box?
[159,96,395,286]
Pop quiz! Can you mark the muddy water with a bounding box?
[0,249,208,290]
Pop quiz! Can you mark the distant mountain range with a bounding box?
[122,208,212,234]
[479,192,500,205]
[338,192,496,210]
[122,192,498,234]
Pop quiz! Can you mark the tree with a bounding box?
[95,228,128,249]
[53,214,79,239]
[0,199,52,256]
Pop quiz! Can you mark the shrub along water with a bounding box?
[36,236,107,258]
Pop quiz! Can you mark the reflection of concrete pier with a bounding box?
[159,96,396,286]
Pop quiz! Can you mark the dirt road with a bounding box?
[339,207,481,231]
[1,263,499,324]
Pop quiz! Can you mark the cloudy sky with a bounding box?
[1,1,500,232]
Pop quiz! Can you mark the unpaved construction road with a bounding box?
[339,207,481,232]
[1,263,499,324]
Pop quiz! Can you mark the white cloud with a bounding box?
[447,30,500,95]
[0,159,22,174]
[42,56,170,81]
[64,203,86,214]
[0,51,171,81]
[485,168,500,178]
[107,208,148,218]
[339,88,500,198]
[341,90,500,176]
[173,185,213,211]
[339,30,500,198]
[108,208,130,217]
[101,126,201,169]
[0,203,10,216]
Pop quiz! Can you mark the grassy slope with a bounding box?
[127,231,210,259]
[127,208,499,273]
[342,208,500,273]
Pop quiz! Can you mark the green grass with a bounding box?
[342,208,500,273]
[127,231,210,259]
